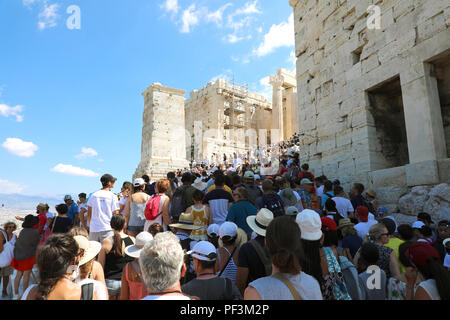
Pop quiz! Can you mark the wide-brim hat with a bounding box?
[338,218,354,229]
[74,236,102,266]
[125,232,154,258]
[193,178,207,191]
[246,208,274,237]
[169,212,202,231]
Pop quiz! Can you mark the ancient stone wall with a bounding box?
[290,0,450,218]
[134,83,190,180]
[185,79,272,163]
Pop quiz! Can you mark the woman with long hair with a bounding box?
[354,223,401,280]
[244,215,322,300]
[98,214,135,300]
[144,179,171,232]
[125,179,151,237]
[402,241,450,300]
[296,210,349,300]
[20,233,81,300]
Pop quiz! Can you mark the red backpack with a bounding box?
[145,194,162,221]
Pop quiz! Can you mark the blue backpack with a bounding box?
[338,255,364,300]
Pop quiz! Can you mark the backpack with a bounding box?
[145,194,162,221]
[180,237,195,285]
[323,247,352,300]
[80,283,94,300]
[170,187,186,221]
[361,197,375,215]
[300,171,313,181]
[249,239,272,277]
[338,255,364,300]
[262,194,285,217]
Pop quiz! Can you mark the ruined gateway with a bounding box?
[135,0,450,223]
[290,0,450,222]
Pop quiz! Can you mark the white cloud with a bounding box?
[206,3,233,27]
[51,164,99,177]
[257,76,272,101]
[38,3,59,30]
[0,104,24,122]
[288,51,297,70]
[75,147,99,159]
[2,138,38,157]
[0,179,28,194]
[224,34,244,44]
[254,13,294,57]
[210,69,233,82]
[161,0,179,15]
[180,4,201,33]
[234,0,261,15]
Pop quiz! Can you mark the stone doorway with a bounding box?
[430,52,450,158]
[367,76,410,169]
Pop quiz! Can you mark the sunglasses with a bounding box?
[381,233,389,237]
[6,226,16,230]
[232,193,240,197]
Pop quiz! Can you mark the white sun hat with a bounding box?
[124,232,154,258]
[296,209,322,241]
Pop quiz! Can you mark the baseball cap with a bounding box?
[64,195,72,201]
[244,171,255,180]
[207,224,220,237]
[286,206,299,216]
[300,178,313,185]
[357,206,369,222]
[405,242,439,267]
[377,206,388,216]
[133,178,146,187]
[412,221,425,229]
[219,222,238,238]
[254,174,261,180]
[332,179,340,185]
[187,241,217,262]
[321,217,337,231]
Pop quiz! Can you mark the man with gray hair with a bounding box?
[139,232,192,300]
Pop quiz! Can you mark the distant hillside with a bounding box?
[0,194,62,210]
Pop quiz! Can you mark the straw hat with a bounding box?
[365,189,376,198]
[74,236,101,266]
[125,232,153,258]
[246,208,274,237]
[169,212,202,230]
[192,178,207,191]
[338,218,354,229]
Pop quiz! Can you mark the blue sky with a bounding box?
[0,0,295,199]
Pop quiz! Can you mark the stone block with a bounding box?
[438,158,450,183]
[369,166,407,187]
[375,186,410,204]
[405,160,440,186]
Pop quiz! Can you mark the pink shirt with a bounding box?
[124,262,147,300]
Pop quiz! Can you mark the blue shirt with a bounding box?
[321,191,335,208]
[226,200,257,234]
[66,202,79,225]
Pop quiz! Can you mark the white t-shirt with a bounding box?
[87,190,120,233]
[332,197,354,219]
[316,185,324,198]
[354,220,378,240]
[79,203,89,228]
[250,272,323,300]
[119,197,128,215]
[141,295,191,300]
[77,278,108,300]
[444,254,450,268]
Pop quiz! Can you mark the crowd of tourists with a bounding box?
[0,147,449,301]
